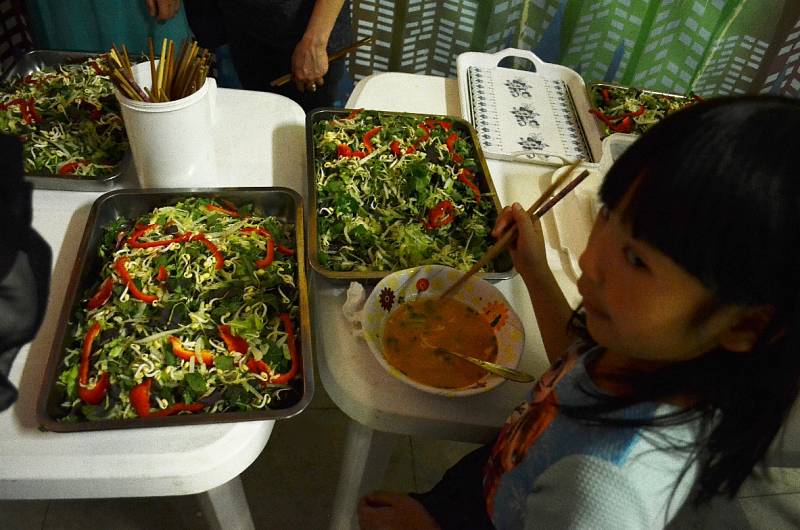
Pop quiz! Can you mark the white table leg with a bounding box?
[198,475,255,530]
[330,418,400,530]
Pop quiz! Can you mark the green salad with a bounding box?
[57,197,301,422]
[0,56,128,177]
[589,84,699,137]
[313,109,499,272]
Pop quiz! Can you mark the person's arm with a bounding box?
[492,203,577,364]
[291,0,346,92]
[145,0,181,22]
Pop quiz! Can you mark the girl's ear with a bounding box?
[718,305,777,352]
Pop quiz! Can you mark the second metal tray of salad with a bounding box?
[307,108,513,282]
[37,188,313,432]
[1,50,130,191]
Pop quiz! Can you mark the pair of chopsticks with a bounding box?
[440,161,590,299]
[106,38,210,102]
[269,35,375,87]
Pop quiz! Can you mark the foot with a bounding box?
[357,491,441,530]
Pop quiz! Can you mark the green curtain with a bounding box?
[25,0,192,55]
[349,0,800,98]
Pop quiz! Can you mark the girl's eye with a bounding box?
[624,247,648,269]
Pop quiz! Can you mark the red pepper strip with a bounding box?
[363,126,382,153]
[130,379,152,417]
[205,204,240,217]
[89,60,105,76]
[337,144,353,157]
[89,105,102,121]
[453,153,463,164]
[191,233,224,270]
[390,140,402,157]
[78,372,110,405]
[247,358,269,377]
[424,200,456,230]
[27,99,42,123]
[77,322,110,405]
[272,313,299,385]
[417,122,431,142]
[345,108,364,120]
[601,88,610,104]
[58,160,88,175]
[218,324,249,354]
[114,257,158,303]
[241,227,275,268]
[152,402,206,416]
[458,168,481,203]
[127,224,192,248]
[220,199,241,213]
[353,150,366,158]
[613,116,634,133]
[168,336,215,366]
[405,145,416,155]
[156,266,169,282]
[445,132,458,153]
[87,277,114,310]
[17,99,30,124]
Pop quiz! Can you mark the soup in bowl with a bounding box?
[362,265,525,397]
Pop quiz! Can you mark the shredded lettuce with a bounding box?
[313,110,500,272]
[0,55,127,177]
[56,197,300,421]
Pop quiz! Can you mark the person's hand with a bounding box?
[357,491,441,530]
[491,202,548,279]
[145,0,181,22]
[291,37,328,93]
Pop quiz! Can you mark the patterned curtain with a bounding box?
[350,0,800,98]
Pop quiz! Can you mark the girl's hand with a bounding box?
[357,491,441,530]
[491,202,549,279]
[291,38,328,93]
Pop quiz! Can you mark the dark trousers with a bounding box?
[409,444,496,530]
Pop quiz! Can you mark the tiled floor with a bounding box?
[1,376,799,530]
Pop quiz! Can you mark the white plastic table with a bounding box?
[0,88,307,530]
[316,73,585,530]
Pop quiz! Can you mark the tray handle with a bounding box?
[487,48,547,73]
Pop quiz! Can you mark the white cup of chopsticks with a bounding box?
[114,61,219,188]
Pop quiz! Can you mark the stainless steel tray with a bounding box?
[588,82,695,138]
[1,50,130,191]
[37,188,313,432]
[306,108,514,282]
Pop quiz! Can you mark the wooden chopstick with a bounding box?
[269,35,375,87]
[439,161,589,300]
[106,38,210,102]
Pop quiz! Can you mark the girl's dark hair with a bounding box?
[564,96,800,505]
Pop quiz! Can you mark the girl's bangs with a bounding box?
[598,98,799,307]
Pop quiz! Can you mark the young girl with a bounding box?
[357,96,800,529]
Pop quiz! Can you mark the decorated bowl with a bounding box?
[361,265,525,397]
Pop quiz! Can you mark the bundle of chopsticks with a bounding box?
[106,38,210,102]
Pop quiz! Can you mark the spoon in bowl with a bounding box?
[434,347,536,383]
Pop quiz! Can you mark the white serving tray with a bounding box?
[457,49,603,167]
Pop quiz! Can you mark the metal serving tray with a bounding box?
[1,49,130,191]
[306,108,513,282]
[37,188,313,432]
[588,82,694,138]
